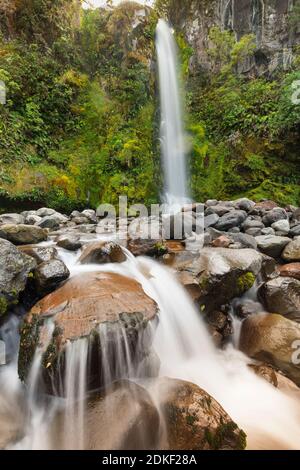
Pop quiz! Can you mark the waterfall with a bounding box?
[156,19,189,209]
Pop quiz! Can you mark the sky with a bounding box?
[83,0,154,8]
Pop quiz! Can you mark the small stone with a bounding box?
[211,235,231,248]
[262,208,288,226]
[282,238,300,262]
[271,219,290,234]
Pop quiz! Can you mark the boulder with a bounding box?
[18,272,158,393]
[233,198,255,212]
[127,239,167,257]
[249,363,300,392]
[206,205,232,216]
[0,239,36,315]
[0,224,47,245]
[81,209,97,224]
[56,235,82,251]
[251,200,278,214]
[262,208,288,226]
[279,263,300,281]
[211,236,231,248]
[261,227,275,236]
[176,247,262,312]
[271,219,290,234]
[214,210,247,231]
[51,380,160,450]
[79,241,126,264]
[34,259,70,295]
[259,277,300,321]
[0,213,24,225]
[24,214,42,225]
[154,378,246,450]
[242,217,264,231]
[18,245,58,264]
[204,213,219,229]
[36,208,56,217]
[255,235,290,258]
[290,225,300,237]
[282,238,300,262]
[240,313,300,387]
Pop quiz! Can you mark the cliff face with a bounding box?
[167,0,300,75]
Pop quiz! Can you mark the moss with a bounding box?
[0,296,8,317]
[237,272,255,295]
[18,315,43,382]
[186,414,198,426]
[205,420,247,450]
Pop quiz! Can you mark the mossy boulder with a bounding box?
[154,377,246,450]
[175,247,262,312]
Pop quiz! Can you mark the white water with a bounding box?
[156,19,189,208]
[1,244,300,449]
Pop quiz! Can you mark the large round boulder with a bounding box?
[51,380,160,450]
[154,378,246,450]
[0,224,47,245]
[79,241,126,264]
[18,272,158,394]
[240,313,300,386]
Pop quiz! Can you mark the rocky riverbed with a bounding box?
[1,197,300,450]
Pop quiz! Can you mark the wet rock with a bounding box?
[259,277,300,321]
[0,224,47,245]
[18,245,58,264]
[18,272,158,393]
[214,210,247,231]
[39,213,68,230]
[240,313,300,387]
[79,241,126,264]
[262,208,288,226]
[154,378,246,450]
[52,380,160,450]
[127,239,167,257]
[255,235,290,258]
[235,300,262,319]
[279,263,300,281]
[0,384,25,449]
[34,259,70,295]
[249,364,279,388]
[0,213,24,225]
[271,219,290,234]
[176,247,262,312]
[282,238,300,262]
[0,239,36,315]
[36,208,56,217]
[56,235,82,251]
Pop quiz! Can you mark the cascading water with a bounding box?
[156,19,189,208]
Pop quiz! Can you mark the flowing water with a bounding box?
[1,244,300,449]
[156,19,189,208]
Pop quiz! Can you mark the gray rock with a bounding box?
[245,228,262,237]
[24,214,42,225]
[34,259,70,295]
[214,210,247,231]
[259,277,300,321]
[282,238,300,262]
[0,224,47,245]
[256,235,290,258]
[261,227,275,235]
[73,216,90,225]
[81,209,97,224]
[204,213,219,229]
[233,198,255,212]
[205,205,232,216]
[228,227,240,234]
[70,210,81,218]
[229,233,257,250]
[39,213,68,230]
[290,225,300,237]
[18,245,58,264]
[271,219,290,234]
[242,217,264,231]
[0,213,24,225]
[262,208,288,226]
[205,199,218,207]
[36,208,56,217]
[56,235,82,251]
[0,239,36,314]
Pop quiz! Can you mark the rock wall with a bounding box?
[166,0,300,75]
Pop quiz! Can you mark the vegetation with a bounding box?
[0,0,299,212]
